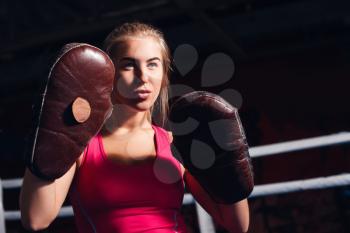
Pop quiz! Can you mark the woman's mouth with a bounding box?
[134,90,151,100]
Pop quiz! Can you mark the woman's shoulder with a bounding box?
[153,124,173,143]
[166,131,173,143]
[75,133,100,168]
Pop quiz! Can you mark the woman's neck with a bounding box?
[102,103,152,136]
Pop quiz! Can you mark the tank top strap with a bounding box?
[151,125,172,153]
[152,124,182,165]
[79,134,102,168]
[151,124,184,185]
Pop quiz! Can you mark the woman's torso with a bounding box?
[69,124,187,233]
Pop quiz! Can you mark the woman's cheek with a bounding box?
[114,79,133,99]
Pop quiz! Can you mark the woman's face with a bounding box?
[111,36,164,112]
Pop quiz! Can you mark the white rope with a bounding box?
[2,179,22,189]
[4,197,197,220]
[249,132,350,158]
[250,173,350,198]
[4,206,74,221]
[4,173,350,220]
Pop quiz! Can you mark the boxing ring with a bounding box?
[1,132,350,233]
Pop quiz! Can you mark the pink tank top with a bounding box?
[69,125,187,233]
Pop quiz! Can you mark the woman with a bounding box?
[20,22,249,233]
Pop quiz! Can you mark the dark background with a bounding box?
[1,0,350,232]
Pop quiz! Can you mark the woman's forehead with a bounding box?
[115,36,163,61]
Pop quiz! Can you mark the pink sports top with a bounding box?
[68,125,187,233]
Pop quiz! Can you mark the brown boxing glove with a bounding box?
[25,43,115,180]
[169,91,254,204]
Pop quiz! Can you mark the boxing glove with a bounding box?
[169,91,254,204]
[25,43,115,181]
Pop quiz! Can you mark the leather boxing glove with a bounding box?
[169,91,254,204]
[25,43,115,181]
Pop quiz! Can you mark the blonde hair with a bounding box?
[103,22,171,128]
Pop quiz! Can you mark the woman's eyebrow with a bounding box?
[119,57,135,62]
[118,57,161,63]
[147,57,161,62]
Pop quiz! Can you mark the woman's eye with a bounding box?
[148,62,158,68]
[122,62,135,69]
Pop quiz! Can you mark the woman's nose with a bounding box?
[135,65,149,83]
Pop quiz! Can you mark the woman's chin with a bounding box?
[133,103,152,112]
[127,99,152,111]
[113,96,154,112]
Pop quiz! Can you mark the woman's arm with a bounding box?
[168,131,249,232]
[184,169,250,233]
[19,153,81,231]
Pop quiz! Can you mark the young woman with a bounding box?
[20,22,249,233]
